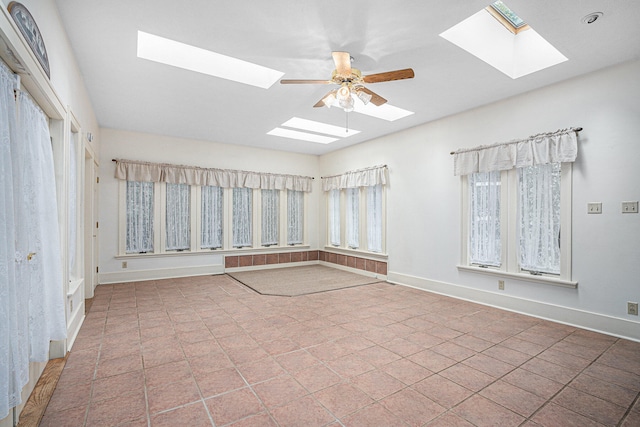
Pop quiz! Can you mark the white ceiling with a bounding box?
[54,0,640,155]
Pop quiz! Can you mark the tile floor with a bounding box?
[40,274,640,426]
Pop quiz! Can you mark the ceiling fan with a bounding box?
[280,52,414,112]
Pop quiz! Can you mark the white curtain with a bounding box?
[322,165,387,191]
[469,171,501,266]
[0,61,28,420]
[16,92,66,362]
[68,128,77,279]
[287,190,304,245]
[201,186,223,249]
[126,181,154,253]
[518,163,561,274]
[115,159,313,192]
[166,183,191,250]
[453,129,578,176]
[366,185,383,253]
[261,189,279,246]
[329,189,340,246]
[346,188,360,249]
[232,188,252,247]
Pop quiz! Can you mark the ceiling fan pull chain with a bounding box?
[345,110,349,133]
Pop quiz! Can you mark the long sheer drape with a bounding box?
[0,61,27,420]
[287,190,303,245]
[366,185,382,253]
[518,163,561,274]
[469,171,501,266]
[346,188,359,249]
[166,183,190,250]
[16,92,66,362]
[261,190,279,246]
[201,186,223,249]
[232,188,252,247]
[68,129,77,278]
[126,181,154,253]
[329,189,340,246]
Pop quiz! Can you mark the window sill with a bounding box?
[117,245,311,259]
[456,264,577,288]
[323,246,388,262]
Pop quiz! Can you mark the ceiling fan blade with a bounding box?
[359,87,387,106]
[280,79,333,84]
[363,68,415,84]
[313,89,337,108]
[332,51,352,78]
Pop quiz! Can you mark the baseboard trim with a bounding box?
[99,264,224,284]
[225,260,319,273]
[387,271,640,342]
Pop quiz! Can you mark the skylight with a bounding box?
[136,31,283,89]
[281,117,360,137]
[439,2,567,79]
[490,1,525,30]
[267,128,338,144]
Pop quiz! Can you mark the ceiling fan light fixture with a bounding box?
[337,84,351,101]
[321,92,337,108]
[355,89,372,105]
[339,96,355,112]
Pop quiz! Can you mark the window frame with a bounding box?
[325,186,387,256]
[119,182,307,256]
[458,163,575,287]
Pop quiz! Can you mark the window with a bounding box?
[201,185,223,249]
[461,163,572,283]
[166,183,191,251]
[346,188,360,249]
[287,190,304,245]
[261,189,279,246]
[518,163,561,274]
[126,181,154,253]
[232,187,253,248]
[366,184,383,253]
[328,189,340,246]
[469,171,501,267]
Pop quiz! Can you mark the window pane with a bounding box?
[166,183,191,250]
[346,188,359,249]
[518,163,561,274]
[261,189,279,246]
[126,181,154,253]
[287,190,304,245]
[329,189,340,246]
[366,185,383,253]
[201,186,223,249]
[469,171,501,266]
[233,187,252,247]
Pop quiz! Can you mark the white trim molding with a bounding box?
[387,271,640,342]
[99,264,224,284]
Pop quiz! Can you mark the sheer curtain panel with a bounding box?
[233,188,252,247]
[287,190,304,245]
[126,181,154,253]
[518,163,561,274]
[469,171,501,266]
[261,189,279,246]
[366,185,383,253]
[166,183,191,250]
[201,186,223,249]
[0,61,27,420]
[329,189,340,246]
[346,188,360,249]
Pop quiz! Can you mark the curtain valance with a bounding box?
[452,128,579,176]
[321,165,388,191]
[114,159,313,192]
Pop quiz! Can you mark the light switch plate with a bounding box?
[622,201,638,213]
[587,202,602,214]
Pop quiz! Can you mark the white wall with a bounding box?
[319,60,640,341]
[98,128,321,282]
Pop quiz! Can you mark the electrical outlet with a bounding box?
[628,302,638,316]
[622,201,638,213]
[122,261,127,269]
[498,280,505,290]
[587,202,602,214]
